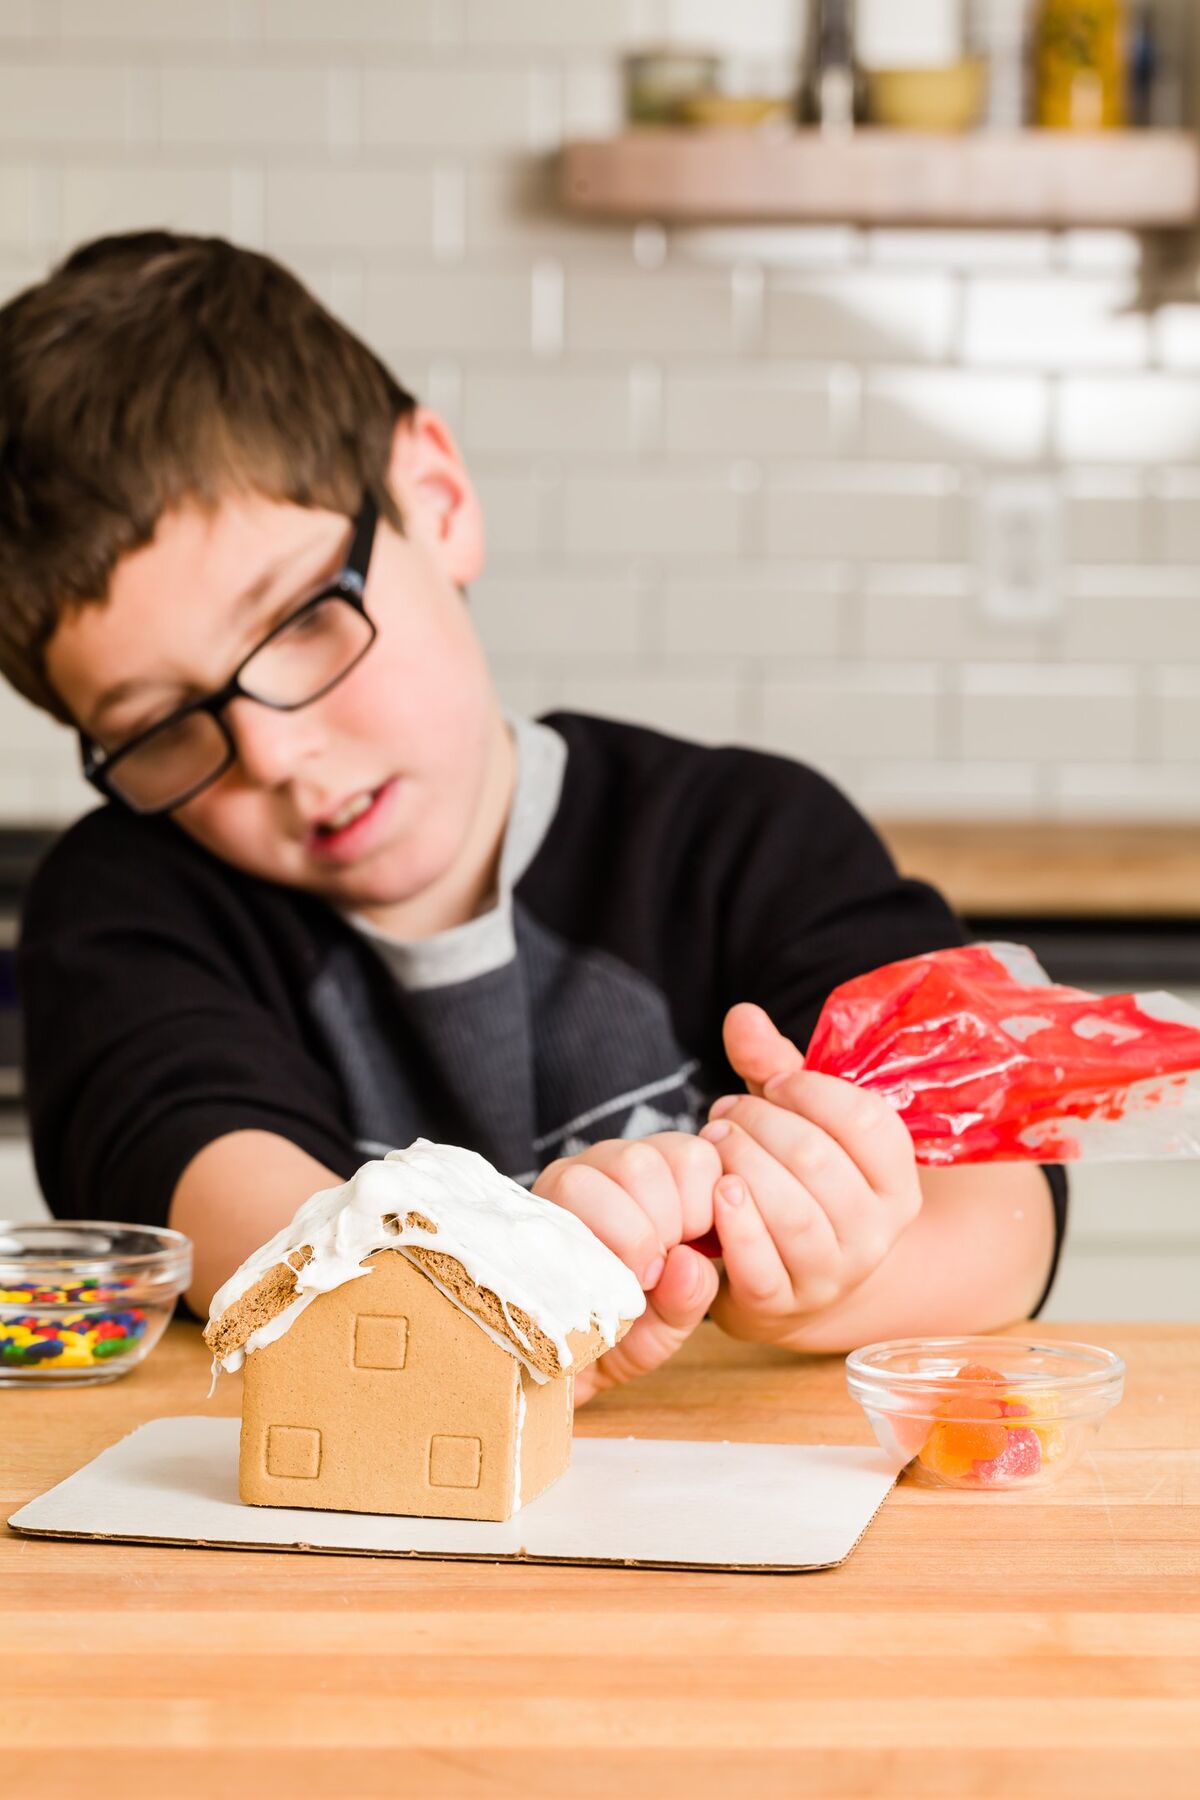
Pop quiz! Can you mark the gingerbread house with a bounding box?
[203,1139,645,1522]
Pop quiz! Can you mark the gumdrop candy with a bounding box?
[970,1426,1043,1486]
[919,1418,1009,1478]
[954,1363,1007,1386]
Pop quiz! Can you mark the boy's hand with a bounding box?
[532,1132,721,1404]
[703,1003,923,1346]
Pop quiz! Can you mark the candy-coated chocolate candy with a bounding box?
[970,1426,1042,1486]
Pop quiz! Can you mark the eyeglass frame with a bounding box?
[79,493,379,816]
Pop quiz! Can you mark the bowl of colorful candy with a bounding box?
[0,1220,192,1385]
[846,1336,1125,1490]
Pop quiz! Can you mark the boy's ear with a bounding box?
[385,408,484,586]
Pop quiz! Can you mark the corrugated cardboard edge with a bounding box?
[5,1424,902,1575]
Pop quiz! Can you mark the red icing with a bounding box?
[803,943,1200,1166]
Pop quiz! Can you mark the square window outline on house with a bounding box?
[265,1424,322,1480]
[428,1433,483,1489]
[353,1312,409,1370]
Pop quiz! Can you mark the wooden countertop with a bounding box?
[879,822,1200,919]
[4,1319,1200,1794]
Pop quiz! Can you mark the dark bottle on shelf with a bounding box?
[799,0,867,131]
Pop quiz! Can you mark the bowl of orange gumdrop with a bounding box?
[845,1337,1125,1490]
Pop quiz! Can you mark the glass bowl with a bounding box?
[0,1220,192,1386]
[846,1336,1125,1491]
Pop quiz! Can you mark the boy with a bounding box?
[1,232,1066,1403]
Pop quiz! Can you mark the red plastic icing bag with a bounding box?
[804,942,1200,1165]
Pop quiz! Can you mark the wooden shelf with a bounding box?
[561,128,1200,229]
[878,822,1200,920]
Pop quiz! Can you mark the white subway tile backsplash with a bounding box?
[566,269,737,355]
[266,168,432,250]
[1063,569,1200,662]
[1154,470,1200,563]
[0,65,138,146]
[561,61,625,138]
[473,571,641,658]
[62,166,237,244]
[861,566,1052,664]
[673,225,862,269]
[466,0,654,50]
[1053,762,1200,820]
[469,468,549,558]
[867,229,1053,271]
[759,664,942,763]
[1057,759,1200,824]
[466,162,635,255]
[1055,230,1142,274]
[1156,668,1200,760]
[1058,376,1200,464]
[558,673,743,746]
[664,367,838,458]
[959,664,1138,762]
[962,277,1148,370]
[765,271,957,362]
[866,370,1049,462]
[662,567,846,660]
[664,0,803,58]
[363,268,532,353]
[564,471,743,559]
[0,165,30,247]
[4,24,1200,831]
[765,465,961,561]
[261,1,446,44]
[0,259,39,303]
[364,68,547,151]
[855,758,1042,819]
[160,68,333,149]
[59,0,236,38]
[464,370,633,455]
[0,2,33,36]
[0,684,70,758]
[1155,305,1200,373]
[1062,470,1145,564]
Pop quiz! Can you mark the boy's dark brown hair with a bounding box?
[0,230,417,721]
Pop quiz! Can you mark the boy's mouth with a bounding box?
[305,779,399,865]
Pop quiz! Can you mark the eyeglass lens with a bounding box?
[104,596,375,810]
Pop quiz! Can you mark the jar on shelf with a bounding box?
[1035,0,1128,129]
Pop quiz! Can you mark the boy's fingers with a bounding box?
[559,1136,686,1255]
[721,1002,805,1099]
[640,1130,721,1245]
[710,1173,795,1312]
[575,1246,719,1404]
[757,1066,915,1195]
[646,1242,721,1332]
[705,1098,869,1255]
[534,1160,665,1289]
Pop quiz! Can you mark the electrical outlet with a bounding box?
[976,477,1063,625]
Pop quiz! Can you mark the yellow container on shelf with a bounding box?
[1036,0,1127,129]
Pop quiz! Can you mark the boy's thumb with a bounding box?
[721,1001,805,1099]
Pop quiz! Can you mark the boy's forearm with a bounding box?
[771,1162,1058,1356]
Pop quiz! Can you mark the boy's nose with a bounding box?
[223,695,325,789]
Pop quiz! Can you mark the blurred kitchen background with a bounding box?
[3,0,1200,1319]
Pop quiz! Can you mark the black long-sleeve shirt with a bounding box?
[18,711,1068,1313]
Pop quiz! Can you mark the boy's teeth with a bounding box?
[324,791,374,832]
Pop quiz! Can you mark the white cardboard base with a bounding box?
[8,1416,903,1572]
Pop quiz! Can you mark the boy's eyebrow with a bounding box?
[86,536,330,731]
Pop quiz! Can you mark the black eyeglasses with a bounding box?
[81,495,379,815]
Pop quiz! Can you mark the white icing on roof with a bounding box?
[206,1138,646,1387]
